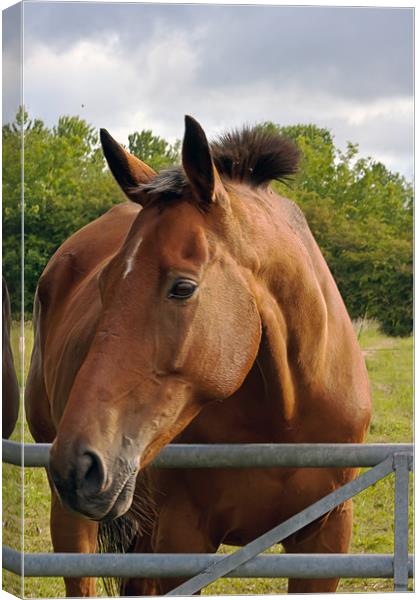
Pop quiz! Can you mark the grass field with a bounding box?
[2,321,413,597]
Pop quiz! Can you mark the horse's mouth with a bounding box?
[89,469,139,522]
[94,474,137,522]
[55,469,138,522]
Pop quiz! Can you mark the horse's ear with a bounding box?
[100,129,156,205]
[182,116,228,208]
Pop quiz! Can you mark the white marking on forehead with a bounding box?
[123,236,143,278]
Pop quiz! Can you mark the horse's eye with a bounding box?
[167,279,198,300]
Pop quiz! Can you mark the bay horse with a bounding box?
[3,277,20,438]
[25,116,371,596]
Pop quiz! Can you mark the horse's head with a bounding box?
[50,117,273,520]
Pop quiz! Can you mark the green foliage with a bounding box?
[128,129,180,171]
[2,111,412,335]
[3,109,124,316]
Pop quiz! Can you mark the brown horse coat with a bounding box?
[26,117,371,596]
[3,277,19,438]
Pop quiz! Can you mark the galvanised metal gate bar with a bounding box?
[2,546,414,579]
[2,439,414,468]
[2,440,413,593]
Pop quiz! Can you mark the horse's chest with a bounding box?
[183,465,344,545]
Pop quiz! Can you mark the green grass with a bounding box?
[2,322,25,597]
[2,322,413,597]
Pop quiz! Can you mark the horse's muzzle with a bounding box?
[49,441,138,521]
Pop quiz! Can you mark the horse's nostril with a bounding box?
[77,450,106,496]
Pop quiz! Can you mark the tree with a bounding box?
[3,110,123,316]
[128,130,180,171]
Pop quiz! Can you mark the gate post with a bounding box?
[393,453,410,591]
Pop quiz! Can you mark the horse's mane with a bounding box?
[212,126,300,187]
[138,126,300,202]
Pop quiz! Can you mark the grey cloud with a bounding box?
[192,7,413,101]
[23,3,202,53]
[3,3,22,123]
[23,4,413,101]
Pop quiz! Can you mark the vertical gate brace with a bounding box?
[393,453,410,591]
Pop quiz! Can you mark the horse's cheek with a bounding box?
[225,306,261,393]
[194,295,261,399]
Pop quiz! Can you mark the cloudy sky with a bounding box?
[3,1,414,179]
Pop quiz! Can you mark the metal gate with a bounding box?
[2,440,414,593]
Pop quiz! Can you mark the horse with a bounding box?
[25,116,371,596]
[3,277,20,438]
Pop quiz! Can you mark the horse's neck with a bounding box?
[254,271,328,425]
[245,197,354,421]
[224,191,365,430]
